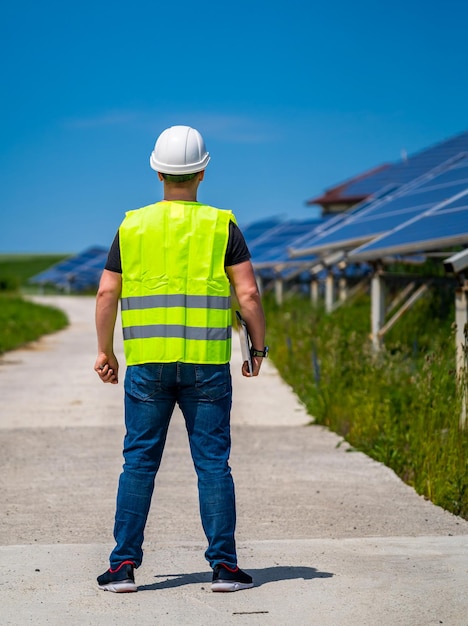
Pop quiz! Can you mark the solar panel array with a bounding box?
[243,132,468,273]
[291,153,468,257]
[29,246,108,291]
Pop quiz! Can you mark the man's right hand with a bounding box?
[95,352,119,384]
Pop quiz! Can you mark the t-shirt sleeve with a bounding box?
[225,221,251,267]
[104,231,122,273]
[105,220,250,273]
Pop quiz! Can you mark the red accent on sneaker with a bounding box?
[109,560,135,574]
[219,564,239,573]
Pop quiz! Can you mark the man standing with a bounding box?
[94,125,267,593]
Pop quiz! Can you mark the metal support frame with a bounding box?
[379,283,430,339]
[455,287,468,429]
[371,265,467,429]
[329,276,370,313]
[370,270,432,353]
[444,248,468,274]
[445,250,468,427]
[387,281,416,315]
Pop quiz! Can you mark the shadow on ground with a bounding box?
[138,565,333,591]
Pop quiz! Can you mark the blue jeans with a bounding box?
[109,362,236,570]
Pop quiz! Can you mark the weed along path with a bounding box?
[1,295,467,626]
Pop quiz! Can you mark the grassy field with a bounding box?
[0,294,69,353]
[0,253,68,291]
[263,289,468,520]
[0,255,69,353]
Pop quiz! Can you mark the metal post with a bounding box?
[338,276,347,303]
[256,274,263,298]
[274,277,283,306]
[310,279,319,306]
[325,273,334,313]
[371,272,385,352]
[455,288,468,429]
[455,288,468,375]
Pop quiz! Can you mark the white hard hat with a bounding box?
[150,125,210,175]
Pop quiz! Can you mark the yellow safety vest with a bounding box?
[119,200,235,365]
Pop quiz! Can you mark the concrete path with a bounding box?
[1,296,467,626]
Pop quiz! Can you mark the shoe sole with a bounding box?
[211,581,254,592]
[98,581,137,593]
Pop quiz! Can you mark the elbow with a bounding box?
[237,285,261,306]
[97,286,111,300]
[97,288,119,303]
[96,271,122,302]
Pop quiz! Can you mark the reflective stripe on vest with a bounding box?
[119,201,234,365]
[123,325,231,341]
[121,294,231,311]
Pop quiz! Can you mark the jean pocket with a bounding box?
[194,364,231,401]
[125,364,164,401]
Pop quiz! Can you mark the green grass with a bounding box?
[0,254,68,291]
[264,290,468,520]
[0,294,69,354]
[0,255,69,352]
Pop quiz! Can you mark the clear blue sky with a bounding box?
[1,0,467,253]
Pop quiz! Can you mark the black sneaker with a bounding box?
[211,564,254,592]
[97,560,137,593]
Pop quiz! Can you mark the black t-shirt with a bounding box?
[105,220,251,273]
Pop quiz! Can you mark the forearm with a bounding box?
[95,269,122,354]
[96,290,119,353]
[227,261,266,349]
[237,291,265,351]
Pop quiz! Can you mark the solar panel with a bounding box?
[288,191,396,256]
[247,218,332,270]
[30,246,109,291]
[250,219,323,260]
[349,191,468,260]
[290,153,468,257]
[338,130,468,198]
[239,216,284,247]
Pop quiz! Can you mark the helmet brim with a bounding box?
[150,153,210,175]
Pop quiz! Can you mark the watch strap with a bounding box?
[250,346,269,358]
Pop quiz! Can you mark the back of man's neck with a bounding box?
[163,192,198,202]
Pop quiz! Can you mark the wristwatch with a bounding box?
[250,346,269,358]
